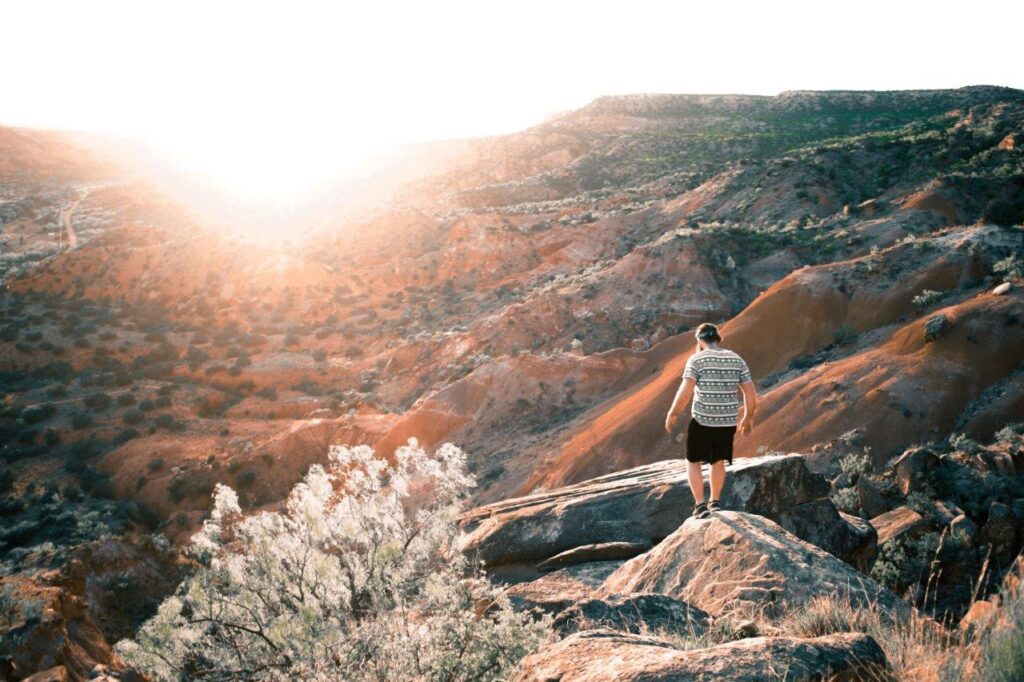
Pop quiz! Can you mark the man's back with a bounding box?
[682,347,752,428]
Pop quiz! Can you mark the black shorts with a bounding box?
[685,417,736,465]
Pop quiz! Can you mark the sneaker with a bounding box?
[692,502,710,519]
[708,500,722,513]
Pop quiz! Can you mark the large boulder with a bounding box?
[511,629,889,682]
[774,498,878,569]
[598,511,910,620]
[460,454,877,575]
[552,594,712,637]
[893,447,938,496]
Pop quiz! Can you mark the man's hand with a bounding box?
[665,412,679,435]
[739,418,753,435]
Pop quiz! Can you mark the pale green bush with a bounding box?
[116,440,550,680]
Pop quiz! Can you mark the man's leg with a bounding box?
[709,460,726,502]
[687,461,705,504]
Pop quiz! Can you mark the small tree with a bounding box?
[116,440,549,680]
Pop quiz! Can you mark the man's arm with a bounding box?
[665,378,696,434]
[738,380,758,435]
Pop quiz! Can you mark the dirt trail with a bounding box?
[60,194,86,249]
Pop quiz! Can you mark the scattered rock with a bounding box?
[775,498,878,569]
[538,542,650,572]
[23,667,70,682]
[871,506,928,546]
[960,599,998,633]
[460,455,843,571]
[979,501,1020,562]
[893,447,938,496]
[992,282,1012,295]
[511,629,889,682]
[950,514,978,546]
[599,511,909,620]
[552,594,711,636]
[924,314,949,342]
[857,475,888,518]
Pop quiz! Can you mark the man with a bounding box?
[665,323,757,519]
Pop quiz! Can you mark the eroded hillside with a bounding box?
[2,86,1024,679]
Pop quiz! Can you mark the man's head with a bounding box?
[695,322,721,350]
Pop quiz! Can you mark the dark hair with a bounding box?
[695,323,721,343]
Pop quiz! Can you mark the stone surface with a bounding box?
[951,514,979,547]
[775,498,878,569]
[460,454,856,570]
[511,629,889,682]
[538,542,650,572]
[598,511,909,620]
[505,561,624,616]
[552,594,712,636]
[924,314,949,341]
[960,599,998,633]
[857,475,888,518]
[980,501,1020,562]
[871,506,929,546]
[893,447,938,496]
[22,667,70,682]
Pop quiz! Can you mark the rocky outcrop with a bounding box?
[552,594,711,636]
[511,629,889,682]
[506,562,624,615]
[598,511,910,620]
[460,454,877,576]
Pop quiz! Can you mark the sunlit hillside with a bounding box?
[2,86,1023,680]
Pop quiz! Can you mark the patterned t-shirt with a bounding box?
[682,347,753,427]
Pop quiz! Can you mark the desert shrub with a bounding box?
[83,392,112,411]
[70,411,93,430]
[830,486,859,514]
[20,403,56,424]
[122,408,144,425]
[312,348,327,362]
[117,393,137,406]
[912,289,946,308]
[116,441,550,680]
[234,467,257,488]
[950,432,982,455]
[993,252,1023,280]
[871,532,941,595]
[147,458,165,472]
[154,414,184,432]
[114,429,139,445]
[839,451,872,482]
[832,324,856,346]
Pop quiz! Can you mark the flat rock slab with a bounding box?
[599,511,910,620]
[552,594,712,637]
[506,561,625,615]
[871,506,928,545]
[538,542,650,572]
[511,629,889,682]
[460,454,831,568]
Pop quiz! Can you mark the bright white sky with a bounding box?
[2,0,1021,200]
